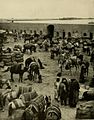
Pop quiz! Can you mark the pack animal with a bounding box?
[4,63,27,82]
[23,43,37,54]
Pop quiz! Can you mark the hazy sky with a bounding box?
[0,0,94,19]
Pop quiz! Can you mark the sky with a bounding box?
[0,0,94,19]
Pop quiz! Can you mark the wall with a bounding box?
[0,23,94,36]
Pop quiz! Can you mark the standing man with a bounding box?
[62,30,65,39]
[69,79,80,107]
[59,78,67,105]
[79,63,87,83]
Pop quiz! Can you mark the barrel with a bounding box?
[23,95,45,120]
[45,102,61,120]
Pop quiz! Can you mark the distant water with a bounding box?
[13,19,94,25]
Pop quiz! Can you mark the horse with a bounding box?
[50,45,60,59]
[64,56,79,75]
[4,63,27,82]
[28,62,41,81]
[70,55,79,71]
[23,33,33,43]
[23,43,37,54]
[2,86,32,107]
[8,91,38,116]
[22,95,51,120]
[58,53,67,72]
[25,57,33,68]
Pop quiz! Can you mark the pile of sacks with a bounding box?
[12,50,24,63]
[2,49,13,66]
[8,93,61,120]
[12,45,24,63]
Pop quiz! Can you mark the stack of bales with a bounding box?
[2,50,13,66]
[12,45,24,63]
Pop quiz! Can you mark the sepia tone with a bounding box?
[0,0,94,120]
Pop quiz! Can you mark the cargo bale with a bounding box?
[15,54,23,58]
[17,86,32,96]
[13,51,22,55]
[15,57,24,62]
[22,95,45,120]
[45,101,61,120]
[19,91,38,107]
[76,101,94,119]
[82,90,94,101]
[8,99,25,116]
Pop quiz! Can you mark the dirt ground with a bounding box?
[0,37,93,120]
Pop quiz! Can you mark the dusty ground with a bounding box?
[0,37,93,120]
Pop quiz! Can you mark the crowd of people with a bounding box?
[0,27,94,119]
[54,75,80,107]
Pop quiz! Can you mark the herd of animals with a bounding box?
[0,28,94,120]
